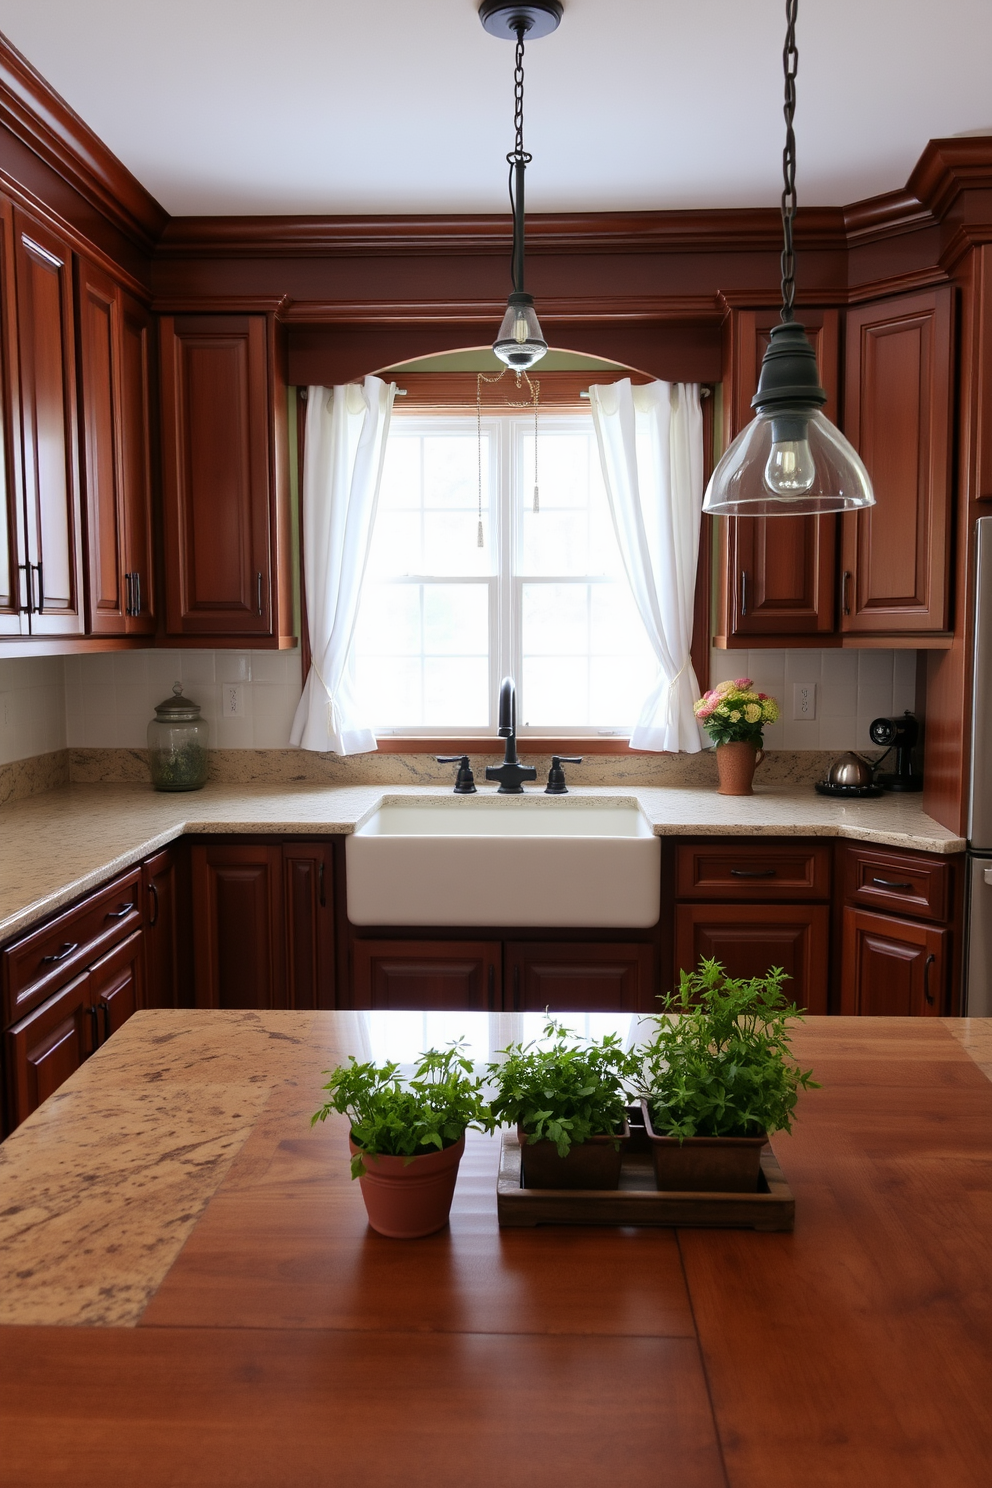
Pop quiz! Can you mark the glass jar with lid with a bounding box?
[147,682,209,791]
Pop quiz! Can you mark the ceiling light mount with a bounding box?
[478,2,563,41]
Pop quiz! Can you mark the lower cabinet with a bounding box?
[506,942,654,1013]
[142,845,185,1009]
[4,927,144,1128]
[350,938,655,1012]
[840,908,947,1016]
[190,840,335,1011]
[353,940,500,1011]
[674,904,831,1015]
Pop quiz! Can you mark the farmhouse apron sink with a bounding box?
[345,796,661,928]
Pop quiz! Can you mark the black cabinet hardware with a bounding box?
[924,952,936,1005]
[105,903,135,920]
[871,877,913,891]
[148,881,159,927]
[730,867,777,878]
[41,942,78,964]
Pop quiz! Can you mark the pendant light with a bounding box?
[479,2,562,370]
[703,0,874,517]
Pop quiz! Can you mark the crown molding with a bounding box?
[157,206,851,261]
[0,30,167,252]
[909,136,992,221]
[842,187,935,245]
[152,293,289,315]
[278,294,723,326]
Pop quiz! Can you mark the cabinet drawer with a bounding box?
[676,843,831,900]
[843,845,950,922]
[3,868,143,1026]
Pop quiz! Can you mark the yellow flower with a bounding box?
[744,703,762,723]
[729,709,741,722]
[762,700,779,722]
[715,680,735,696]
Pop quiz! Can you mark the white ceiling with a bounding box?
[1,0,991,218]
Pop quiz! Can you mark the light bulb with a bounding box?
[493,292,547,370]
[764,437,816,495]
[514,314,529,344]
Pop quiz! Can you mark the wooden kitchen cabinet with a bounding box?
[0,198,27,636]
[142,845,185,1009]
[76,256,155,635]
[505,941,655,1013]
[674,903,830,1015]
[715,309,840,645]
[283,842,335,1009]
[841,287,953,637]
[191,843,284,1010]
[159,314,293,643]
[840,907,947,1016]
[351,939,501,1011]
[11,204,84,635]
[88,929,143,1036]
[4,970,94,1128]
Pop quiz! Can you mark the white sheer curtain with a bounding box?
[290,376,395,755]
[588,378,704,752]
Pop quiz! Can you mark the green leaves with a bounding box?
[488,1019,642,1157]
[312,1042,497,1178]
[641,959,818,1142]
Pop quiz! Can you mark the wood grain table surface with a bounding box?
[1,1011,990,1488]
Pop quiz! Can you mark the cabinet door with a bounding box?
[351,940,501,1011]
[191,844,284,1010]
[76,258,125,634]
[505,942,655,1013]
[840,907,947,1016]
[717,310,839,643]
[674,903,830,1015]
[4,971,93,1129]
[841,288,953,635]
[88,929,143,1039]
[119,292,155,633]
[143,847,183,1009]
[283,843,335,1009]
[160,315,272,636]
[0,197,27,635]
[12,207,83,635]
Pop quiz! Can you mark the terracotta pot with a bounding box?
[641,1101,766,1193]
[715,741,765,796]
[518,1121,630,1191]
[349,1133,465,1239]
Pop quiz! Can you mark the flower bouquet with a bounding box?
[694,678,780,795]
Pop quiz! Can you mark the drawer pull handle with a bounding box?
[106,903,135,920]
[148,882,159,927]
[730,868,777,878]
[86,1003,101,1049]
[100,1002,112,1039]
[924,952,936,1006]
[871,877,913,891]
[42,942,78,964]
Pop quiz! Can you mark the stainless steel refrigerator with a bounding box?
[967,516,992,1014]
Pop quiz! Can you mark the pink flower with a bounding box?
[757,692,768,700]
[733,677,753,690]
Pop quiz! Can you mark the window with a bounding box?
[351,413,656,736]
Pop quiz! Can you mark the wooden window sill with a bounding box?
[373,737,664,756]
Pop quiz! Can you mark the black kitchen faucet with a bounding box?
[485,677,538,794]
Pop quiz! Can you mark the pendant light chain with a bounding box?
[476,368,541,546]
[507,28,532,294]
[780,0,800,323]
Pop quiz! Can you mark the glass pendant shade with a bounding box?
[703,406,874,517]
[493,292,548,370]
[703,319,876,517]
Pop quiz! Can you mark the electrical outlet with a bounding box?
[792,682,817,721]
[222,684,245,718]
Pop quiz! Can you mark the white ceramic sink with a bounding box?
[345,796,661,928]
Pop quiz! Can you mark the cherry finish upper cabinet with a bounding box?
[159,314,293,644]
[0,199,27,636]
[841,287,954,637]
[715,309,840,646]
[11,206,83,635]
[75,258,156,636]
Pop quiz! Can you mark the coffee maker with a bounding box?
[868,712,923,791]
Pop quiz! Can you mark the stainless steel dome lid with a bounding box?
[826,751,875,788]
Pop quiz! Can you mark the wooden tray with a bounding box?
[496,1130,795,1232]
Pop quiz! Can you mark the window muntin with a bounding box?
[351,413,655,735]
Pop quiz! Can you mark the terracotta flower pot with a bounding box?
[518,1121,630,1190]
[641,1101,766,1193]
[715,741,765,796]
[349,1133,465,1238]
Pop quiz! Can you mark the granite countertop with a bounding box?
[0,779,966,944]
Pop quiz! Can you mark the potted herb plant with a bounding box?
[693,678,780,795]
[312,1042,495,1238]
[640,959,818,1193]
[489,1019,642,1190]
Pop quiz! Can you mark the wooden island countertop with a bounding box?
[1,1010,990,1488]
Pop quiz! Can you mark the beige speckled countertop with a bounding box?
[0,779,965,945]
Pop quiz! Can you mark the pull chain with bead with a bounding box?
[476,367,540,548]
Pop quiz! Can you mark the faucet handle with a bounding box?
[436,755,477,794]
[545,756,583,795]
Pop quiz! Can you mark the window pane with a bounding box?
[521,580,657,727]
[353,581,490,728]
[368,426,494,577]
[521,656,589,727]
[519,426,620,578]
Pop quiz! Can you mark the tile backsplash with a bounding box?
[0,646,916,762]
[708,648,917,753]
